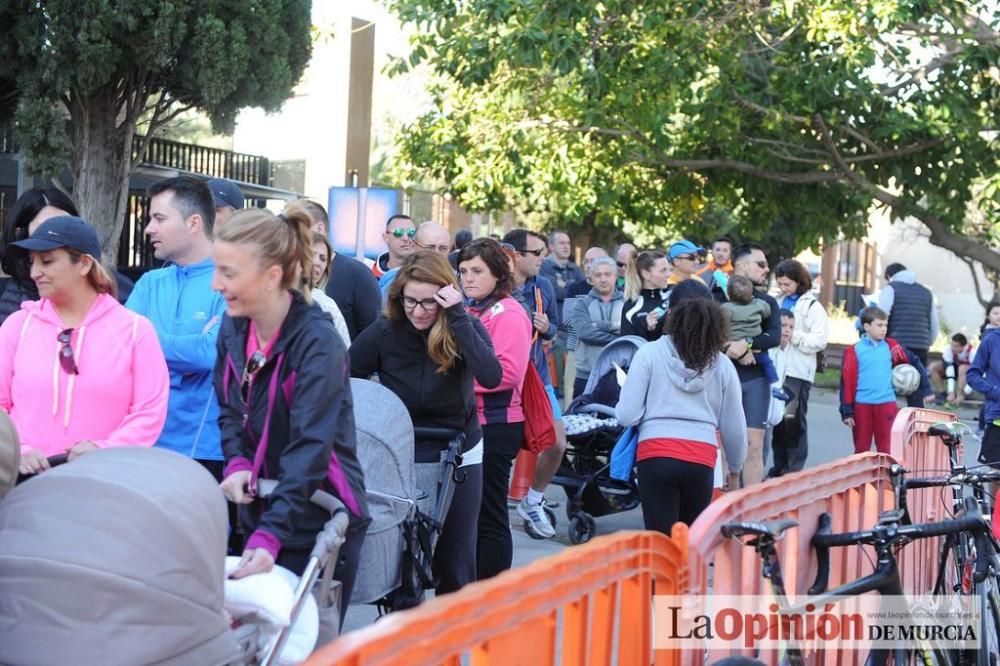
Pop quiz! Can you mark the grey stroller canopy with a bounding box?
[0,447,241,666]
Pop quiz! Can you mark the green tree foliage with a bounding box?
[1,0,311,258]
[387,0,1000,266]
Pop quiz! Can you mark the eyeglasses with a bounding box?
[390,228,416,239]
[673,254,697,262]
[518,247,546,257]
[414,241,451,253]
[58,329,78,375]
[616,261,627,268]
[401,295,439,312]
[241,351,266,403]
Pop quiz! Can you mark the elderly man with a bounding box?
[379,221,452,297]
[568,257,624,397]
[566,247,610,299]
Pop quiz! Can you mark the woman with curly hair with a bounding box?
[615,297,747,533]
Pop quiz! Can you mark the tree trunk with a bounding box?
[67,87,137,267]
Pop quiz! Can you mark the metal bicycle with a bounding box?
[723,494,996,665]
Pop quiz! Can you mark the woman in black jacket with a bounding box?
[213,207,369,608]
[350,250,502,593]
[620,250,672,340]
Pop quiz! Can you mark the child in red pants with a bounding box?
[839,306,931,454]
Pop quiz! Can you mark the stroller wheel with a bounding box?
[522,505,558,540]
[568,513,596,545]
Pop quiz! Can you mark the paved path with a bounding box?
[344,389,983,631]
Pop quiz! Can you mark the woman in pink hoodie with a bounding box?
[0,216,168,475]
[457,238,531,580]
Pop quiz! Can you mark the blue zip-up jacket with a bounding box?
[518,276,558,385]
[969,327,1000,423]
[126,259,227,460]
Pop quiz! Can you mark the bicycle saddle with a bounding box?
[928,422,960,441]
[721,518,798,539]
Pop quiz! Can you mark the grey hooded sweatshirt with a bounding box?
[615,336,748,473]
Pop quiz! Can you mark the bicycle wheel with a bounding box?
[977,576,1000,666]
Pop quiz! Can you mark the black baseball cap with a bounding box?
[207,178,245,210]
[11,215,103,258]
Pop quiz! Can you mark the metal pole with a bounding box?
[355,186,368,261]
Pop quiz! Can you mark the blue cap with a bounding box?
[668,239,705,261]
[207,178,244,210]
[12,216,102,258]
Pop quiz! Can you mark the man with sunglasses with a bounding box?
[373,214,416,279]
[725,242,781,488]
[503,228,565,539]
[379,221,453,297]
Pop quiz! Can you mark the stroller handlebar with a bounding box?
[412,426,466,445]
[255,479,349,516]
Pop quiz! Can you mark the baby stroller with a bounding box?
[0,446,348,666]
[349,378,465,612]
[554,335,646,544]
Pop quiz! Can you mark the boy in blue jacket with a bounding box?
[967,323,1000,469]
[840,307,931,455]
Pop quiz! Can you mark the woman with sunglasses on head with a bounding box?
[350,250,502,593]
[0,216,169,475]
[620,250,672,340]
[457,238,532,580]
[212,207,369,601]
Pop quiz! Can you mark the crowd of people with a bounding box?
[3,176,993,618]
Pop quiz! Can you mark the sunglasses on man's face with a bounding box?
[390,228,416,239]
[673,254,697,262]
[518,247,546,257]
[58,328,78,375]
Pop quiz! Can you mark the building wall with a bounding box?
[868,208,993,339]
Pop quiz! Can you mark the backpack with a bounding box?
[806,299,829,373]
[521,362,557,453]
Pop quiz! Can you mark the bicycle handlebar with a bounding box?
[809,496,992,593]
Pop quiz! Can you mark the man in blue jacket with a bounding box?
[967,326,1000,469]
[127,177,228,478]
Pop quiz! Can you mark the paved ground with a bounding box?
[343,389,983,631]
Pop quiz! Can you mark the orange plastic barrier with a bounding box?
[306,529,689,666]
[889,407,959,596]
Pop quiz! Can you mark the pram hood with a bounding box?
[0,447,240,666]
[582,335,647,397]
[0,411,17,501]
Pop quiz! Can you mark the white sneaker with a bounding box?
[517,498,556,538]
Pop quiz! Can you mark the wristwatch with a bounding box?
[745,337,754,350]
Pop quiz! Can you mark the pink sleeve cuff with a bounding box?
[224,456,252,478]
[246,529,281,560]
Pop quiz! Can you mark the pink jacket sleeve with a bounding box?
[94,316,169,449]
[0,312,22,447]
[480,299,532,394]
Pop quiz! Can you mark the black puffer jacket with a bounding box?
[350,304,502,461]
[215,292,369,552]
[620,287,671,340]
[0,278,37,327]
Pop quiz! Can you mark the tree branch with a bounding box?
[959,254,991,310]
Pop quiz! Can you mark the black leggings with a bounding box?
[636,457,714,535]
[477,422,523,580]
[434,463,482,594]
